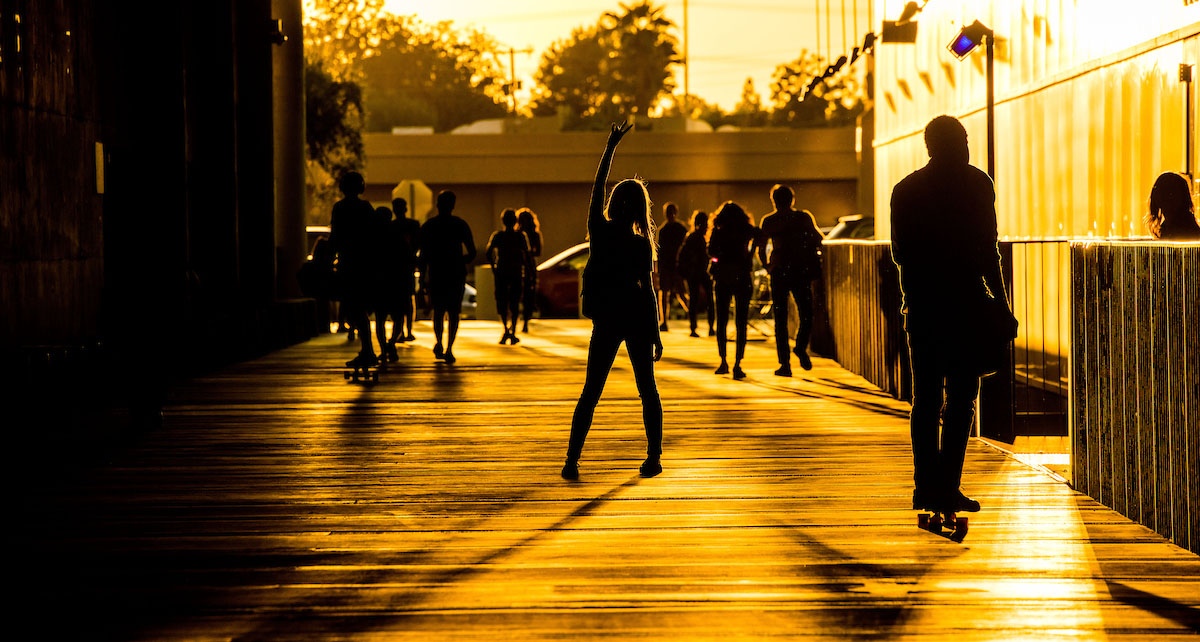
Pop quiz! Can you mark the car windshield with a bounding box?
[538,242,590,271]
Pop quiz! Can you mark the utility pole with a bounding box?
[501,46,534,115]
[683,0,689,105]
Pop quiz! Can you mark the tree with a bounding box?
[305,60,365,223]
[303,0,401,81]
[361,19,509,133]
[532,1,680,129]
[769,50,864,128]
[731,77,769,128]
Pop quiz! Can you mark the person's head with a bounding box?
[770,184,795,210]
[605,178,657,259]
[663,202,678,222]
[1147,172,1196,238]
[391,197,408,218]
[375,206,393,222]
[690,209,708,232]
[924,115,969,165]
[436,190,456,215]
[338,171,365,197]
[501,208,518,229]
[517,207,539,232]
[713,200,750,229]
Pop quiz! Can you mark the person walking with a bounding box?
[656,202,688,331]
[329,171,380,368]
[677,210,714,337]
[757,184,824,376]
[517,208,543,332]
[890,114,1015,516]
[391,197,421,343]
[562,122,664,481]
[707,201,758,380]
[486,208,530,344]
[418,190,477,364]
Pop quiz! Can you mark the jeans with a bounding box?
[567,321,663,460]
[714,279,751,363]
[906,329,980,495]
[769,272,814,366]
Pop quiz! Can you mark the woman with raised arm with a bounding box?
[562,122,664,480]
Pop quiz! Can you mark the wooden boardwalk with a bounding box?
[20,320,1200,641]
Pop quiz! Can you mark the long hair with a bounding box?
[605,178,658,260]
[516,207,540,233]
[1146,172,1194,238]
[713,200,752,230]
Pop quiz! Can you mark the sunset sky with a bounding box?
[384,0,874,111]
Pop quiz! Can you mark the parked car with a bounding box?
[825,214,875,240]
[536,242,590,317]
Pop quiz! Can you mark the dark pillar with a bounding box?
[272,0,306,299]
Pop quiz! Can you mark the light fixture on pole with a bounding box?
[947,19,996,182]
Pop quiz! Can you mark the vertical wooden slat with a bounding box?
[1184,246,1200,553]
[1151,246,1171,537]
[1110,245,1128,517]
[1165,248,1186,547]
[1086,243,1102,500]
[1097,244,1114,506]
[1070,243,1087,491]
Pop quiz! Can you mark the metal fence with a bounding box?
[1071,241,1199,554]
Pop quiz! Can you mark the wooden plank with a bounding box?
[1185,246,1200,554]
[18,320,1200,640]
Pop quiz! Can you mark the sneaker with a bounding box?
[639,457,662,477]
[946,491,981,512]
[689,329,699,338]
[405,333,416,342]
[795,347,812,370]
[561,460,579,480]
[913,488,938,511]
[774,365,792,377]
[521,322,530,333]
[443,350,456,364]
[346,330,356,342]
[714,362,729,375]
[732,365,746,380]
[433,344,444,359]
[345,352,379,368]
[659,323,669,332]
[499,333,508,345]
[707,328,716,337]
[510,334,520,345]
[386,347,399,362]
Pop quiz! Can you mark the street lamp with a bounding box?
[948,20,996,181]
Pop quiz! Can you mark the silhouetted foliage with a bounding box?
[362,20,509,133]
[303,0,401,81]
[532,1,680,129]
[769,50,864,128]
[732,77,770,128]
[305,60,365,222]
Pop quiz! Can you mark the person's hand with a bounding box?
[607,120,633,148]
[653,337,663,362]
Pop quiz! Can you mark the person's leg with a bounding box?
[687,278,700,333]
[625,332,663,459]
[792,279,814,369]
[432,305,445,354]
[704,279,715,334]
[714,282,732,366]
[567,325,623,462]
[733,281,750,365]
[907,332,944,508]
[508,292,522,339]
[942,364,982,507]
[770,275,792,368]
[445,281,465,356]
[375,307,389,351]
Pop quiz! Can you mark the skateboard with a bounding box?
[918,511,968,542]
[344,364,379,383]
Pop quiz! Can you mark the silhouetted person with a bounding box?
[392,197,421,343]
[419,190,477,364]
[708,201,759,380]
[517,208,543,332]
[678,210,714,337]
[329,171,380,367]
[890,115,1015,515]
[563,122,663,480]
[757,184,824,376]
[487,208,530,344]
[1146,171,1200,240]
[372,205,405,362]
[656,202,687,331]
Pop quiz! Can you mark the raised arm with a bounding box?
[589,121,633,235]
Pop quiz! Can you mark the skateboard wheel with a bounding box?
[929,515,943,530]
[918,513,929,529]
[343,372,350,380]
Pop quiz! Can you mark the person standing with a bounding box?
[757,184,824,376]
[486,208,530,344]
[517,208,543,333]
[418,190,477,364]
[707,201,758,380]
[391,197,421,343]
[329,171,380,368]
[890,115,1015,515]
[677,210,714,337]
[655,202,688,331]
[563,122,664,481]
